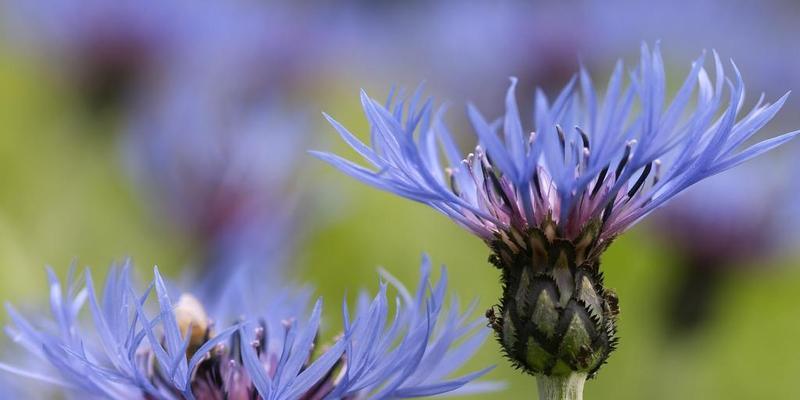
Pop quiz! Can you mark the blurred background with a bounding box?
[1,1,800,399]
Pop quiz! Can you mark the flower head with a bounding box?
[2,0,320,110]
[3,0,180,106]
[314,44,798,378]
[653,162,791,268]
[315,44,796,248]
[123,81,310,306]
[1,257,493,399]
[649,161,795,334]
[124,81,304,247]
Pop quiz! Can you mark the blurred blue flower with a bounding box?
[122,67,311,296]
[314,44,797,246]
[0,256,494,399]
[649,159,796,334]
[332,1,589,109]
[2,0,322,109]
[584,1,800,110]
[654,162,792,269]
[124,81,305,249]
[2,0,186,106]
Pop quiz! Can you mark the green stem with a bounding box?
[536,373,587,400]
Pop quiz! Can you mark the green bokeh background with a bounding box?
[2,45,800,400]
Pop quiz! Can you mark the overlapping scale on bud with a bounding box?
[486,217,618,377]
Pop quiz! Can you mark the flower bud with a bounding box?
[487,218,619,377]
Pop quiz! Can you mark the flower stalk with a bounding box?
[537,373,587,400]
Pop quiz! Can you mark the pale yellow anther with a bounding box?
[175,294,211,348]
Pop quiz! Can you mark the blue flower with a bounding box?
[314,44,797,245]
[653,160,792,267]
[1,0,322,109]
[120,57,314,300]
[123,81,306,279]
[313,44,799,378]
[648,160,797,334]
[1,256,494,399]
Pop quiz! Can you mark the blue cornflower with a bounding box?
[124,81,304,250]
[123,77,309,298]
[583,0,800,105]
[2,0,196,108]
[314,44,798,381]
[334,1,587,107]
[2,0,320,110]
[654,162,791,269]
[316,44,796,245]
[1,256,494,399]
[650,160,795,334]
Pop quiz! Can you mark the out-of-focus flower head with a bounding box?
[125,81,304,247]
[110,0,326,305]
[3,0,180,108]
[649,158,795,334]
[653,162,792,269]
[124,76,309,296]
[419,1,590,98]
[314,44,799,378]
[584,0,800,106]
[2,0,322,111]
[331,1,591,113]
[1,257,495,399]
